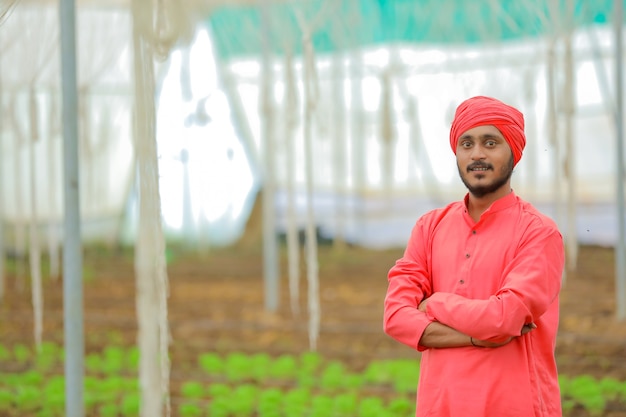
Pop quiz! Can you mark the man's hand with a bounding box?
[418,297,537,348]
[471,323,537,348]
[521,322,537,334]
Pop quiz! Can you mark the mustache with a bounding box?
[467,162,493,172]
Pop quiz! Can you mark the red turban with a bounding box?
[449,96,526,166]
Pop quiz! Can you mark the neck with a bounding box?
[467,185,512,222]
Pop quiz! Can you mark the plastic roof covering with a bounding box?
[208,0,622,59]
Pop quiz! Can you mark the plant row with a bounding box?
[0,342,625,416]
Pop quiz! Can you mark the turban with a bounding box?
[449,96,526,166]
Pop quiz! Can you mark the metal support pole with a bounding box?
[59,0,84,415]
[615,0,626,320]
[260,1,280,311]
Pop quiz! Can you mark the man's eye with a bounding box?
[485,141,496,146]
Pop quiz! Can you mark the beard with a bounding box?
[458,155,514,198]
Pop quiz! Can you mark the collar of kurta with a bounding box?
[463,190,517,216]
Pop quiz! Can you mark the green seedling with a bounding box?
[300,351,322,372]
[36,407,57,417]
[102,346,125,375]
[358,396,386,417]
[13,344,31,365]
[283,387,310,417]
[250,352,272,382]
[43,375,65,403]
[21,370,44,386]
[333,392,358,416]
[181,381,205,399]
[15,385,42,413]
[230,384,258,417]
[568,375,606,416]
[310,394,334,417]
[208,382,232,399]
[225,352,253,382]
[179,402,203,417]
[257,388,283,417]
[387,397,414,416]
[127,346,140,370]
[599,376,622,400]
[0,390,13,409]
[85,352,102,374]
[320,361,348,391]
[270,354,297,380]
[296,371,316,389]
[363,361,391,385]
[41,389,65,415]
[386,360,419,393]
[35,342,60,372]
[208,396,230,417]
[198,352,223,375]
[121,392,140,416]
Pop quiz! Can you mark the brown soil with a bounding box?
[1,243,626,416]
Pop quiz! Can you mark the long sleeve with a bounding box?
[388,194,564,417]
[425,221,564,341]
[384,218,435,350]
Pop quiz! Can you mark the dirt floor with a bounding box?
[1,243,626,415]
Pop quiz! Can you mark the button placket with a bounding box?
[461,228,478,286]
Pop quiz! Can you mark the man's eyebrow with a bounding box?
[460,133,502,140]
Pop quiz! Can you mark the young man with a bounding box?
[383,96,565,417]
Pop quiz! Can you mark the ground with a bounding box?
[1,243,626,416]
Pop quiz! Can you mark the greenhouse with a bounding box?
[0,0,625,416]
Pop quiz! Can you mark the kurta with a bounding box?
[383,191,564,417]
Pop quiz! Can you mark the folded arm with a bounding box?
[419,313,537,348]
[424,227,564,341]
[383,219,434,351]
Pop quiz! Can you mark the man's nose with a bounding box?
[470,145,486,160]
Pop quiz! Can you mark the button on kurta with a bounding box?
[465,253,470,258]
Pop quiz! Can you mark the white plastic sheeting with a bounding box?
[0,6,622,249]
[0,6,134,243]
[220,26,620,248]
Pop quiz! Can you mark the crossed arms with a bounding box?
[383,219,564,351]
[417,298,536,348]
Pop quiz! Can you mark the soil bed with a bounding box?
[1,244,625,416]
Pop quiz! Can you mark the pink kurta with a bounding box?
[384,191,564,417]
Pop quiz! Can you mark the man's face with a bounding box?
[455,125,514,198]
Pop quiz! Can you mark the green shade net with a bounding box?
[208,0,621,59]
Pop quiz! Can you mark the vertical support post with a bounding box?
[260,0,280,311]
[59,0,84,416]
[301,27,320,351]
[563,0,577,272]
[615,0,626,320]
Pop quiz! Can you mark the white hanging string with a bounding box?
[7,95,27,292]
[28,87,43,351]
[294,8,321,350]
[46,92,60,279]
[283,49,301,318]
[132,0,173,415]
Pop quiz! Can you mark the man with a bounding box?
[383,96,565,417]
